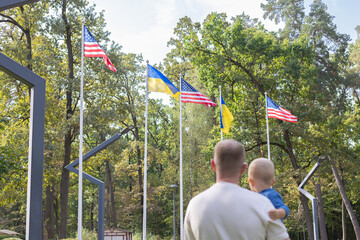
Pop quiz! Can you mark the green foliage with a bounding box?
[61,228,97,240]
[132,232,165,240]
[1,0,360,239]
[0,237,23,240]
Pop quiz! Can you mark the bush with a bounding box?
[132,232,168,240]
[62,228,97,240]
[0,235,24,240]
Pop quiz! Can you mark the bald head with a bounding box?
[213,139,245,177]
[248,158,275,186]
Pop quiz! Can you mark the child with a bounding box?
[248,158,289,220]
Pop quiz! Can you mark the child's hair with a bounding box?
[248,158,275,185]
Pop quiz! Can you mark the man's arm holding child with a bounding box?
[269,208,287,220]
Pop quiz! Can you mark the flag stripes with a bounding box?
[148,64,180,100]
[266,96,297,122]
[181,78,216,107]
[84,25,117,72]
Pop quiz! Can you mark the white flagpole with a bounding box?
[265,92,271,161]
[78,21,84,240]
[143,61,149,240]
[179,74,184,240]
[219,86,223,141]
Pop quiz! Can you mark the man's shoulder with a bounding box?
[189,183,273,205]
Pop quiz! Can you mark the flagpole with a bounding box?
[219,86,223,141]
[143,61,149,240]
[78,21,85,240]
[179,74,184,240]
[265,92,271,161]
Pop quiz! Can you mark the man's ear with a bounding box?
[272,178,275,185]
[211,159,216,172]
[240,163,247,175]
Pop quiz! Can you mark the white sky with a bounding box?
[92,0,359,65]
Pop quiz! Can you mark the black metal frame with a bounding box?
[297,157,325,240]
[1,3,44,239]
[0,0,39,11]
[65,127,133,240]
[0,53,45,239]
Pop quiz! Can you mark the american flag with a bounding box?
[84,25,117,72]
[181,78,216,107]
[266,96,297,123]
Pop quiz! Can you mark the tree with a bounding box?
[168,4,359,237]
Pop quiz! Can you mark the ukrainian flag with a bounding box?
[148,64,180,100]
[220,96,234,134]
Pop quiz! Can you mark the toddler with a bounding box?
[248,158,289,220]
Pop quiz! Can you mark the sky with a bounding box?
[91,0,360,65]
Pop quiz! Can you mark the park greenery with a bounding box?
[1,0,360,239]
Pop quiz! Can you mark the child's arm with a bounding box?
[268,191,290,220]
[269,208,287,220]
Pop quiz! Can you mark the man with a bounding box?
[184,139,290,240]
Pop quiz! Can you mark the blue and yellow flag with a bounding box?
[220,96,234,134]
[148,64,180,100]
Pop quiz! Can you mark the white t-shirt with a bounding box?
[184,182,289,240]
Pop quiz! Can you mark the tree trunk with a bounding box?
[341,164,347,240]
[90,193,94,231]
[136,129,143,207]
[44,184,56,239]
[316,182,328,240]
[131,112,143,208]
[59,128,72,238]
[283,129,314,240]
[106,187,110,228]
[124,85,143,217]
[105,159,118,228]
[1,8,32,70]
[59,0,75,237]
[329,156,360,240]
[128,146,133,192]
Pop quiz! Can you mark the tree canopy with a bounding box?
[1,0,359,239]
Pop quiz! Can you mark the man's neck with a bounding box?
[216,176,239,185]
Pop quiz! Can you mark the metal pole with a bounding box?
[312,198,319,240]
[143,61,149,240]
[179,74,184,240]
[173,191,176,240]
[219,86,223,141]
[98,183,105,240]
[265,92,270,161]
[170,184,178,240]
[78,21,85,240]
[65,132,129,240]
[26,70,45,240]
[298,161,322,240]
[303,222,306,240]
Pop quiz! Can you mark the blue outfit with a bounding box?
[260,188,289,219]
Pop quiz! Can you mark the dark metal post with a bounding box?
[98,183,105,240]
[26,75,45,240]
[0,0,40,11]
[173,191,176,240]
[65,127,133,240]
[65,134,121,240]
[298,158,325,240]
[0,53,45,240]
[170,184,178,240]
